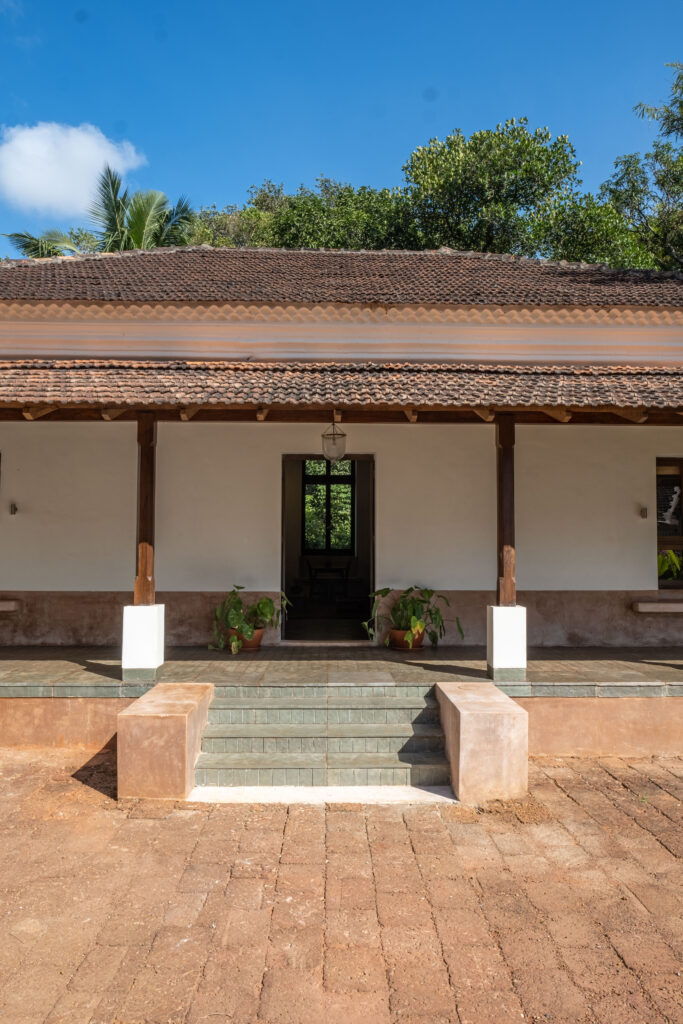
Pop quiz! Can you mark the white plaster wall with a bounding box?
[154,423,497,591]
[517,425,683,590]
[0,422,137,589]
[2,422,682,592]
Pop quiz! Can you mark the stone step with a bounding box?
[208,695,439,727]
[200,721,444,755]
[212,684,435,699]
[202,722,443,738]
[194,750,450,787]
[208,695,438,707]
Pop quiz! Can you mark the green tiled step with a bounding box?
[195,749,450,787]
[209,694,438,705]
[208,695,439,727]
[212,684,436,699]
[201,721,444,755]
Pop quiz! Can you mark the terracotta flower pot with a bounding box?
[228,627,264,652]
[389,628,424,650]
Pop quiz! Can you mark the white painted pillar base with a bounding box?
[122,604,165,683]
[486,605,527,681]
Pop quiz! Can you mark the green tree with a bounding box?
[635,62,683,140]
[266,178,419,250]
[402,118,581,254]
[67,227,99,252]
[534,194,656,268]
[587,64,683,271]
[188,181,286,247]
[598,143,682,270]
[5,229,80,258]
[90,166,193,250]
[189,178,418,251]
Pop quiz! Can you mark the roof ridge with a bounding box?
[0,359,679,376]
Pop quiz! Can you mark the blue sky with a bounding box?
[0,0,680,257]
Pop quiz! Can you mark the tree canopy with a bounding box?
[402,119,580,255]
[7,64,682,270]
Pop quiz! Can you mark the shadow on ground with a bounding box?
[71,747,117,800]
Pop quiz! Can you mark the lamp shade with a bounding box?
[322,421,347,462]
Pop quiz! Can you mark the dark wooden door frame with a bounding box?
[280,454,376,640]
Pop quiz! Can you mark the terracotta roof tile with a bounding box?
[0,247,681,307]
[0,360,681,411]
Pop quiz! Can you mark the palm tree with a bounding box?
[5,229,80,259]
[90,166,193,250]
[6,165,193,257]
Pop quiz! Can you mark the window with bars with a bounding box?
[656,458,683,588]
[302,458,355,554]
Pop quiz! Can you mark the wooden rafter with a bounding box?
[541,407,573,423]
[22,405,57,421]
[256,406,270,422]
[403,407,418,423]
[101,408,126,421]
[613,407,649,424]
[470,407,495,422]
[333,409,342,423]
[179,405,200,421]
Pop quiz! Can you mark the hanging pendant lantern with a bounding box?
[321,420,347,462]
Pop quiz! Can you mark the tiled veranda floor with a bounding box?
[0,645,682,697]
[0,747,681,1023]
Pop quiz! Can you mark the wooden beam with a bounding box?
[496,415,516,607]
[613,408,649,424]
[22,405,57,421]
[133,414,157,606]
[541,407,573,423]
[403,407,418,423]
[333,409,342,423]
[470,407,495,422]
[179,405,200,421]
[256,405,270,422]
[101,408,126,421]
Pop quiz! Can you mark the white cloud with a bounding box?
[0,122,146,217]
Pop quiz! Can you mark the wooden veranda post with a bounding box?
[133,414,157,606]
[496,415,516,607]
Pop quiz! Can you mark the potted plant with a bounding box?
[658,549,683,588]
[362,586,462,650]
[210,586,291,654]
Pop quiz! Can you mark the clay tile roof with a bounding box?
[0,246,682,307]
[0,359,681,411]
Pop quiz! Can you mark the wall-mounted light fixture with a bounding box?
[9,503,17,516]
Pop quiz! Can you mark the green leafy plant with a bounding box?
[657,549,682,581]
[362,586,462,649]
[6,165,194,258]
[211,585,291,654]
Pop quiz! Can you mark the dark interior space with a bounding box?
[282,455,374,641]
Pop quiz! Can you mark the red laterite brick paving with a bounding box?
[0,748,681,1024]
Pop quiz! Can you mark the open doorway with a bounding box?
[282,455,374,641]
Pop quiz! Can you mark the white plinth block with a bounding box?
[122,604,165,682]
[487,605,527,681]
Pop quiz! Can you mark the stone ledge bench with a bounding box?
[632,600,683,614]
[435,681,528,806]
[117,682,214,800]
